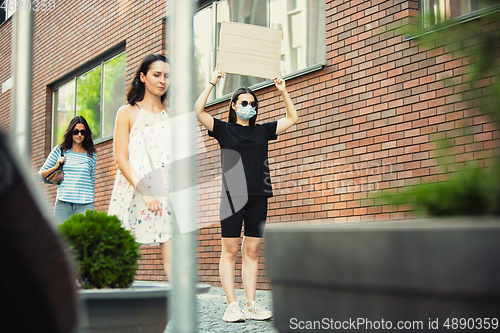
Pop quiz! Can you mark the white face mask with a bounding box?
[236,105,256,121]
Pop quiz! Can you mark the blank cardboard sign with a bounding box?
[218,22,282,79]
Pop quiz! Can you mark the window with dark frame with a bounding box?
[194,0,325,102]
[51,51,126,147]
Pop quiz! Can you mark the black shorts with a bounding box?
[220,196,268,238]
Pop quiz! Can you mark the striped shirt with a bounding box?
[38,145,96,204]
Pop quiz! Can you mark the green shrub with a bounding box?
[372,164,500,216]
[58,210,140,289]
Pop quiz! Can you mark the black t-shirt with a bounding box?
[208,118,278,197]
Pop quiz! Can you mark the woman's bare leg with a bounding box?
[160,240,171,282]
[220,237,240,304]
[241,236,262,306]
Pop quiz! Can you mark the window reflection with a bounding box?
[217,0,268,96]
[103,53,126,137]
[271,0,325,76]
[51,52,126,146]
[77,66,102,140]
[194,5,214,99]
[422,0,483,27]
[194,0,325,101]
[52,80,75,146]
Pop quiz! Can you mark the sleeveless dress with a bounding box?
[108,105,173,244]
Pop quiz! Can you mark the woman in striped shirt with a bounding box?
[38,116,97,225]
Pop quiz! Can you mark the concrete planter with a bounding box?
[265,219,500,332]
[77,281,210,332]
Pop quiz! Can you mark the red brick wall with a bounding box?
[1,0,498,290]
[0,19,12,134]
[195,0,499,290]
[27,0,166,203]
[0,0,169,282]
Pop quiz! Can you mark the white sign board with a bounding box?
[217,22,282,79]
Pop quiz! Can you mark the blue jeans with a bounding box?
[53,199,94,225]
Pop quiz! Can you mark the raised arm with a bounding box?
[274,77,299,135]
[194,62,225,132]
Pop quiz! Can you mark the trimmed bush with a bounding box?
[58,210,140,289]
[371,164,500,216]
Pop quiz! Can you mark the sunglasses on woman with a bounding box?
[72,129,87,136]
[239,101,257,108]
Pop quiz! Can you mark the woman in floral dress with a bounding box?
[108,54,173,280]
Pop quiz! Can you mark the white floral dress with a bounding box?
[108,105,173,244]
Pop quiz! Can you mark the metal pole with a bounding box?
[11,4,34,163]
[168,0,197,332]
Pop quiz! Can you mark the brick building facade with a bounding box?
[1,0,497,290]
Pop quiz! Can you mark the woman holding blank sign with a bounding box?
[195,63,299,323]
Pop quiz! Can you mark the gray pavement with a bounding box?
[166,286,278,332]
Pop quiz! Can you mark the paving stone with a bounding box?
[166,287,278,332]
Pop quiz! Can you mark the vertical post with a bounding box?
[9,4,54,226]
[11,4,34,163]
[168,0,197,332]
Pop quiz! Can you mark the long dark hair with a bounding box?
[127,54,169,105]
[60,116,96,157]
[228,87,259,126]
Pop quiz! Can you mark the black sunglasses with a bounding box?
[240,101,257,108]
[72,129,87,136]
